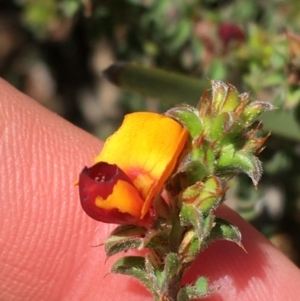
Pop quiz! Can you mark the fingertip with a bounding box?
[0,79,106,300]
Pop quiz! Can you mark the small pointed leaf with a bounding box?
[145,254,161,292]
[111,256,145,272]
[188,236,201,258]
[161,253,181,291]
[210,112,228,140]
[175,160,208,189]
[105,225,146,256]
[178,230,202,265]
[211,80,228,113]
[166,105,203,139]
[180,203,203,240]
[204,147,216,174]
[242,100,275,126]
[222,83,239,112]
[217,148,262,185]
[111,256,157,294]
[201,212,216,239]
[177,277,213,301]
[195,276,209,293]
[207,218,242,247]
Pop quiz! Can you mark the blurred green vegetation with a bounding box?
[2,0,300,264]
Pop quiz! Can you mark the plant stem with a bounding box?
[160,272,183,301]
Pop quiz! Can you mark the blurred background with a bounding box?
[1,0,300,265]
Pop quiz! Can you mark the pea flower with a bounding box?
[79,112,188,226]
[78,80,272,301]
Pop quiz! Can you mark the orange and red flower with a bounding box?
[79,112,188,226]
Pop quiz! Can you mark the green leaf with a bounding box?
[111,256,157,295]
[217,147,262,186]
[141,225,170,250]
[177,277,213,301]
[242,101,275,126]
[211,80,231,113]
[188,236,201,259]
[210,113,228,140]
[175,160,208,189]
[144,254,160,293]
[195,277,209,293]
[222,83,239,112]
[180,204,203,239]
[179,213,216,265]
[104,225,146,257]
[164,253,180,279]
[111,256,145,273]
[207,218,243,247]
[201,212,216,239]
[166,104,203,139]
[178,229,197,264]
[204,146,216,175]
[160,253,181,291]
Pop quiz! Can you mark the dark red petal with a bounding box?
[78,162,135,222]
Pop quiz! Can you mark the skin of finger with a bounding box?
[0,79,300,301]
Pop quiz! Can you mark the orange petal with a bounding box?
[95,180,143,217]
[94,112,188,218]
